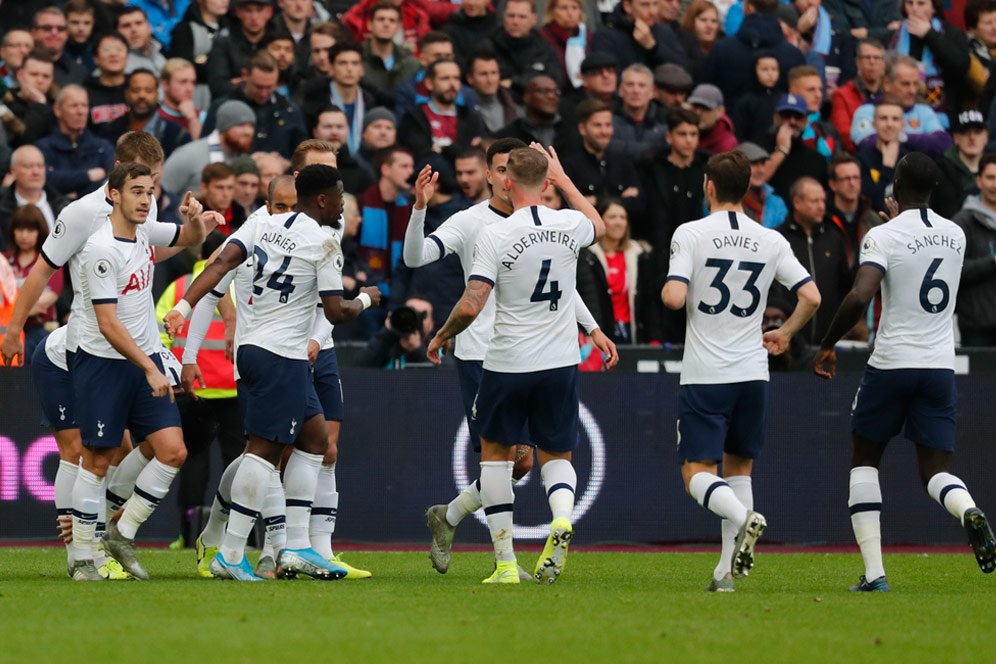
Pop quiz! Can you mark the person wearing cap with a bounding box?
[830,38,886,152]
[730,52,781,144]
[229,154,262,215]
[361,1,421,100]
[613,64,668,157]
[491,0,563,97]
[653,62,693,110]
[494,74,577,155]
[359,106,397,166]
[205,0,275,99]
[762,91,827,200]
[161,98,257,196]
[953,152,996,347]
[590,0,689,71]
[739,140,789,229]
[687,83,737,155]
[934,109,988,218]
[560,50,619,114]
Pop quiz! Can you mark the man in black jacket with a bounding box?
[590,0,689,72]
[205,0,274,99]
[953,153,996,347]
[493,74,576,154]
[442,0,499,68]
[491,0,562,96]
[0,145,68,252]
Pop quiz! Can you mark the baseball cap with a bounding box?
[737,142,770,163]
[687,84,724,110]
[775,93,807,116]
[952,109,986,132]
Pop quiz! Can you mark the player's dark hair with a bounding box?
[705,151,751,204]
[486,138,527,167]
[667,107,700,131]
[22,50,54,67]
[295,164,342,200]
[116,131,164,166]
[114,4,147,26]
[893,152,939,206]
[108,161,152,192]
[979,152,996,175]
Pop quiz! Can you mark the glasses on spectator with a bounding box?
[35,24,68,32]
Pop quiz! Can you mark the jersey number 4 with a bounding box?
[919,257,950,314]
[531,259,562,311]
[697,258,765,317]
[252,247,296,303]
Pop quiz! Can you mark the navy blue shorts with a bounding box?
[237,345,322,444]
[312,348,344,422]
[72,350,181,448]
[851,366,957,451]
[676,381,768,463]
[31,341,75,431]
[473,366,579,453]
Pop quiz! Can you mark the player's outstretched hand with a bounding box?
[878,197,900,224]
[146,368,174,401]
[202,210,226,232]
[359,286,382,308]
[413,164,438,210]
[813,347,837,380]
[0,333,23,367]
[307,339,320,364]
[762,328,791,356]
[590,329,619,370]
[426,333,450,365]
[164,310,186,339]
[181,363,204,396]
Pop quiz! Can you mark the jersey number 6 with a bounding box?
[697,258,765,317]
[531,259,563,311]
[918,257,950,314]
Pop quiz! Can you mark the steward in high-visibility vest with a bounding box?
[0,259,25,359]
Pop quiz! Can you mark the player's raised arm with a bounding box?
[529,143,606,240]
[427,277,493,365]
[403,165,444,268]
[813,264,883,379]
[320,286,382,324]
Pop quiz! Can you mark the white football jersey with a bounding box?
[471,204,595,373]
[227,211,343,360]
[43,324,69,371]
[859,207,964,370]
[668,211,812,385]
[78,219,178,359]
[429,200,507,361]
[41,184,162,353]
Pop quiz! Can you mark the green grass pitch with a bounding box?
[2,548,994,663]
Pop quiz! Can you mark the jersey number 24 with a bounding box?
[252,247,296,303]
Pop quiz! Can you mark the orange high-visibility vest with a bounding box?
[0,261,25,360]
[170,273,236,393]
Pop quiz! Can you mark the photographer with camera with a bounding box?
[358,297,434,369]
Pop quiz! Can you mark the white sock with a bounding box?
[105,464,119,488]
[261,469,286,558]
[117,459,179,540]
[310,463,337,558]
[541,459,576,522]
[220,454,273,564]
[849,466,885,581]
[71,467,103,562]
[714,475,752,581]
[446,479,482,527]
[105,447,150,520]
[480,461,515,563]
[201,455,243,547]
[689,472,747,528]
[927,472,977,526]
[94,477,108,563]
[55,460,78,562]
[283,449,323,550]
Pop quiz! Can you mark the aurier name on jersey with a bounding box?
[668,211,812,385]
[227,211,343,361]
[859,208,965,371]
[470,205,595,373]
[79,219,178,359]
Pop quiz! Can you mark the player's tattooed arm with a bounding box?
[814,265,882,379]
[427,279,493,364]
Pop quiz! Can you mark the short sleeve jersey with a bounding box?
[859,207,965,370]
[429,201,508,361]
[227,211,343,360]
[470,205,595,373]
[43,324,69,371]
[78,219,179,359]
[667,211,812,385]
[311,222,345,351]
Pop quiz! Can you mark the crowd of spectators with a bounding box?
[4,0,996,368]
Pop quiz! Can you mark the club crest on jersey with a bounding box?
[94,259,112,278]
[862,237,876,253]
[53,220,66,238]
[670,240,679,257]
[333,253,344,271]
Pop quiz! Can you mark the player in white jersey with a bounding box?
[815,153,996,591]
[427,145,610,585]
[408,138,616,576]
[663,151,821,591]
[165,164,381,581]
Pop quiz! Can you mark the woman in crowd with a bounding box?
[5,205,62,362]
[540,0,591,94]
[680,0,721,82]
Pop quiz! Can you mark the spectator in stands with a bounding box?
[64,0,96,75]
[199,162,246,233]
[145,59,203,159]
[953,152,996,346]
[539,0,591,95]
[822,0,901,44]
[32,6,88,87]
[467,50,521,133]
[688,84,737,156]
[265,28,301,98]
[302,43,377,155]
[398,59,488,162]
[494,73,575,154]
[492,0,563,95]
[613,64,667,157]
[678,0,721,81]
[592,0,688,71]
[857,98,907,211]
[0,30,34,89]
[128,0,191,52]
[36,85,114,200]
[831,39,886,152]
[825,152,880,266]
[84,33,129,138]
[170,0,232,94]
[788,65,840,158]
[763,92,828,199]
[116,6,165,76]
[343,0,430,53]
[4,205,61,360]
[361,2,421,102]
[454,146,489,203]
[890,0,970,128]
[305,21,349,80]
[271,0,330,69]
[359,107,397,166]
[444,0,500,67]
[969,0,996,112]
[731,52,780,144]
[935,109,988,218]
[740,141,788,229]
[0,146,67,249]
[393,32,461,121]
[0,51,57,148]
[561,51,619,120]
[778,176,851,344]
[311,106,375,194]
[161,99,256,196]
[541,185,565,209]
[204,51,308,156]
[652,62,692,110]
[99,69,160,140]
[851,55,952,156]
[255,152,288,197]
[206,0,274,99]
[703,0,804,101]
[230,154,262,215]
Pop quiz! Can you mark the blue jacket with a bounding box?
[36,129,115,199]
[702,13,805,101]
